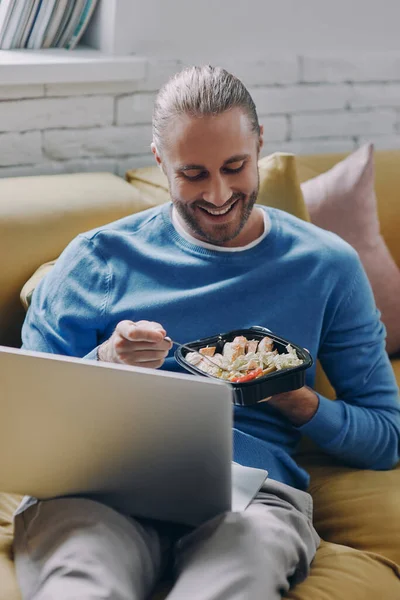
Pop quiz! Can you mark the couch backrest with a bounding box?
[0,173,154,348]
[2,149,398,349]
[296,149,400,269]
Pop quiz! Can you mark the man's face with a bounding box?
[154,108,262,246]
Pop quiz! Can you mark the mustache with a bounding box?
[195,193,244,211]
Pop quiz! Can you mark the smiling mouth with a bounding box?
[198,199,239,216]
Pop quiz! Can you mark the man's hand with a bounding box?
[265,387,319,426]
[97,320,173,368]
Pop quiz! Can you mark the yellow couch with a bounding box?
[0,152,399,600]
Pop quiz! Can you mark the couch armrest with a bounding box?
[0,172,151,348]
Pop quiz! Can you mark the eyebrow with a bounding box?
[178,154,250,172]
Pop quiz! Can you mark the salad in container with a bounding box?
[175,326,313,406]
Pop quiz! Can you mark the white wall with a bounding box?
[121,0,400,61]
[1,1,400,177]
[1,52,400,179]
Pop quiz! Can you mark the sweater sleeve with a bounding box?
[299,249,400,470]
[21,234,110,359]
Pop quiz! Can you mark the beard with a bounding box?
[172,185,259,246]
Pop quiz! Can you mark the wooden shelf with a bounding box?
[0,46,147,85]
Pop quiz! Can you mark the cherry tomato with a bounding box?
[230,367,263,383]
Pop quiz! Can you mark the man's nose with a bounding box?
[202,175,231,207]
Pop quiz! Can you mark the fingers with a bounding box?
[114,337,172,354]
[119,341,173,352]
[116,320,167,343]
[259,396,273,403]
[118,349,170,368]
[109,320,173,368]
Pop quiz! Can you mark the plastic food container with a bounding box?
[174,325,313,406]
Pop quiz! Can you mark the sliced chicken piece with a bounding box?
[232,336,248,355]
[223,341,243,363]
[211,353,225,367]
[197,359,221,377]
[199,346,216,357]
[222,342,235,362]
[185,352,203,366]
[258,336,274,353]
[223,336,250,364]
[246,339,259,354]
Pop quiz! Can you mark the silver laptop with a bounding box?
[0,346,267,526]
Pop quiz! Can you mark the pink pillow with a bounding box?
[301,143,400,355]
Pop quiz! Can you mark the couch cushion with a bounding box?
[152,541,400,599]
[284,540,400,600]
[299,144,400,356]
[0,172,153,348]
[257,153,310,220]
[0,493,23,600]
[20,261,56,312]
[295,458,400,566]
[390,356,400,386]
[296,148,400,269]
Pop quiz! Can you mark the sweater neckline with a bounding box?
[170,205,271,252]
[160,202,280,262]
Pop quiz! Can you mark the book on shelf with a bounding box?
[0,0,99,50]
[19,0,41,48]
[66,0,98,50]
[56,0,86,49]
[12,0,35,49]
[27,0,58,49]
[0,0,17,46]
[51,0,75,48]
[42,0,69,49]
[1,0,28,50]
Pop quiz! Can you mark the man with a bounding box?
[13,66,399,600]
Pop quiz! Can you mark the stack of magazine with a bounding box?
[0,0,99,50]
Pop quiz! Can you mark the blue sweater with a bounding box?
[22,203,400,490]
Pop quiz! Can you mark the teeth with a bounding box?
[203,203,233,216]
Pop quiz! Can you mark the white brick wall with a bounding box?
[250,84,351,115]
[140,60,183,92]
[261,116,288,142]
[262,138,356,156]
[0,85,45,99]
[0,158,117,178]
[291,110,396,139]
[350,84,400,109]
[0,131,43,166]
[356,135,400,151]
[44,82,144,97]
[43,126,153,159]
[302,53,400,83]
[0,53,399,178]
[224,58,300,86]
[0,97,113,132]
[116,93,156,125]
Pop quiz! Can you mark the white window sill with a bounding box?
[0,46,147,85]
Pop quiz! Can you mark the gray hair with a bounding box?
[152,65,260,152]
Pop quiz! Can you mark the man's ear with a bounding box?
[151,142,164,171]
[258,125,264,154]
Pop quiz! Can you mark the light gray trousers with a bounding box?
[13,479,320,600]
